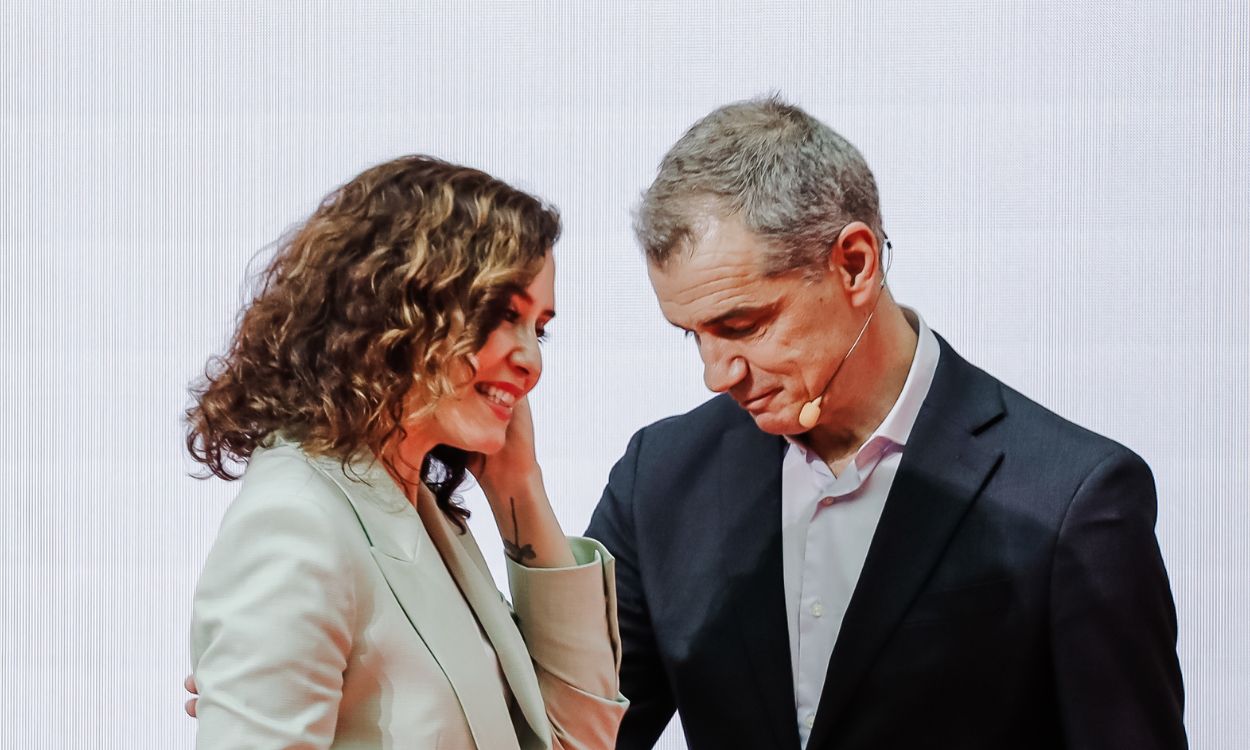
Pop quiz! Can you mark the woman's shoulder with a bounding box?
[241,441,337,493]
[221,441,361,532]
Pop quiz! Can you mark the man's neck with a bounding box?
[800,303,919,468]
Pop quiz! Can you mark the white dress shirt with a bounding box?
[782,309,940,747]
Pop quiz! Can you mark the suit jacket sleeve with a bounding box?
[1050,448,1187,748]
[507,537,629,750]
[584,428,678,749]
[190,490,354,749]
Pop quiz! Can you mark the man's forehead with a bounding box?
[687,212,770,260]
[648,250,779,326]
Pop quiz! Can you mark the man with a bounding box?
[584,96,1186,749]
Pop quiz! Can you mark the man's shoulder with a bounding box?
[937,337,1142,469]
[997,379,1142,471]
[631,393,754,448]
[644,392,749,428]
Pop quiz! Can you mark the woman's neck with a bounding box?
[379,430,436,503]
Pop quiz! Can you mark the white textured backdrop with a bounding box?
[1,1,1246,747]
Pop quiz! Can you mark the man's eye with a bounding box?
[503,307,521,323]
[721,323,757,338]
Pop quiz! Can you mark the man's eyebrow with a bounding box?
[511,289,556,319]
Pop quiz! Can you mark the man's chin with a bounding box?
[744,410,801,436]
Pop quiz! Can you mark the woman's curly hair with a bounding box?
[185,155,560,525]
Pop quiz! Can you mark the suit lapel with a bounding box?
[415,489,552,749]
[717,420,801,750]
[309,456,522,750]
[807,338,1005,749]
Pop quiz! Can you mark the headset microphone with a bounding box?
[797,237,892,430]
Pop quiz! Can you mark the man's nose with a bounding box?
[699,339,746,393]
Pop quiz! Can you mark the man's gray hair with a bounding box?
[634,95,883,276]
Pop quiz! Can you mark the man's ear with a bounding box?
[826,221,881,295]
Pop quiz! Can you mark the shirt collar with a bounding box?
[873,307,940,448]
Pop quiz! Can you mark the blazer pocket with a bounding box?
[899,579,1013,627]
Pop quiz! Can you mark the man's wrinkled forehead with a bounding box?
[646,218,780,325]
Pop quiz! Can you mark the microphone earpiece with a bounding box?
[798,398,823,429]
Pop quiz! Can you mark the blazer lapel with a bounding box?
[717,420,801,750]
[309,456,522,750]
[415,489,553,749]
[807,338,1005,749]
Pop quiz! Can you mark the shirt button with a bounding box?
[805,713,816,729]
[819,496,835,507]
[810,601,824,618]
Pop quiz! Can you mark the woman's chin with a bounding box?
[468,432,507,456]
[438,419,508,456]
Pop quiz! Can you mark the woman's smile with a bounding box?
[475,381,522,420]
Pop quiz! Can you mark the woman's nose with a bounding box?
[508,331,542,380]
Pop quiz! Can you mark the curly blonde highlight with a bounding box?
[186,155,559,522]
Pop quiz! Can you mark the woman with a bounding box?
[185,155,626,749]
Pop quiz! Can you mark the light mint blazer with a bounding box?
[190,441,627,749]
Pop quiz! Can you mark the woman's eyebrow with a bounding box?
[512,289,556,319]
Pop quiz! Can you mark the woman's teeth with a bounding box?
[476,384,517,408]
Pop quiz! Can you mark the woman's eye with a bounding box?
[536,327,548,342]
[503,307,521,323]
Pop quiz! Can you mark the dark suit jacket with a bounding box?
[585,335,1186,749]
